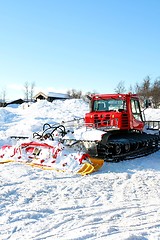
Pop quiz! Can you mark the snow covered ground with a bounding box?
[0,100,160,240]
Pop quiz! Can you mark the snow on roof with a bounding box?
[47,92,70,99]
[33,92,70,99]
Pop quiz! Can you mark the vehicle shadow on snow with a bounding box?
[99,150,160,174]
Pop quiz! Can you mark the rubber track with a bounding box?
[104,146,160,162]
[97,132,160,162]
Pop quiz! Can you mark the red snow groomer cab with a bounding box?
[85,93,144,132]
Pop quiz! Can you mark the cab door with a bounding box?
[130,99,144,131]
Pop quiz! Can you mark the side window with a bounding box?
[131,99,142,121]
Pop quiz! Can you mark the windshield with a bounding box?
[93,99,126,111]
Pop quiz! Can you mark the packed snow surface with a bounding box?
[0,100,160,240]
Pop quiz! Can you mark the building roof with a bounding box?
[33,92,70,100]
[33,92,48,99]
[47,92,70,99]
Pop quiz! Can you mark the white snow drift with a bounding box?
[0,99,160,240]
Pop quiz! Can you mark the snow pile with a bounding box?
[0,101,160,239]
[144,108,160,121]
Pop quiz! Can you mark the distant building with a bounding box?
[6,98,25,106]
[33,92,70,102]
[0,98,25,107]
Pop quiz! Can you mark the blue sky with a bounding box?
[0,0,160,100]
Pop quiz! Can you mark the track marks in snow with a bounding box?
[0,162,160,239]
